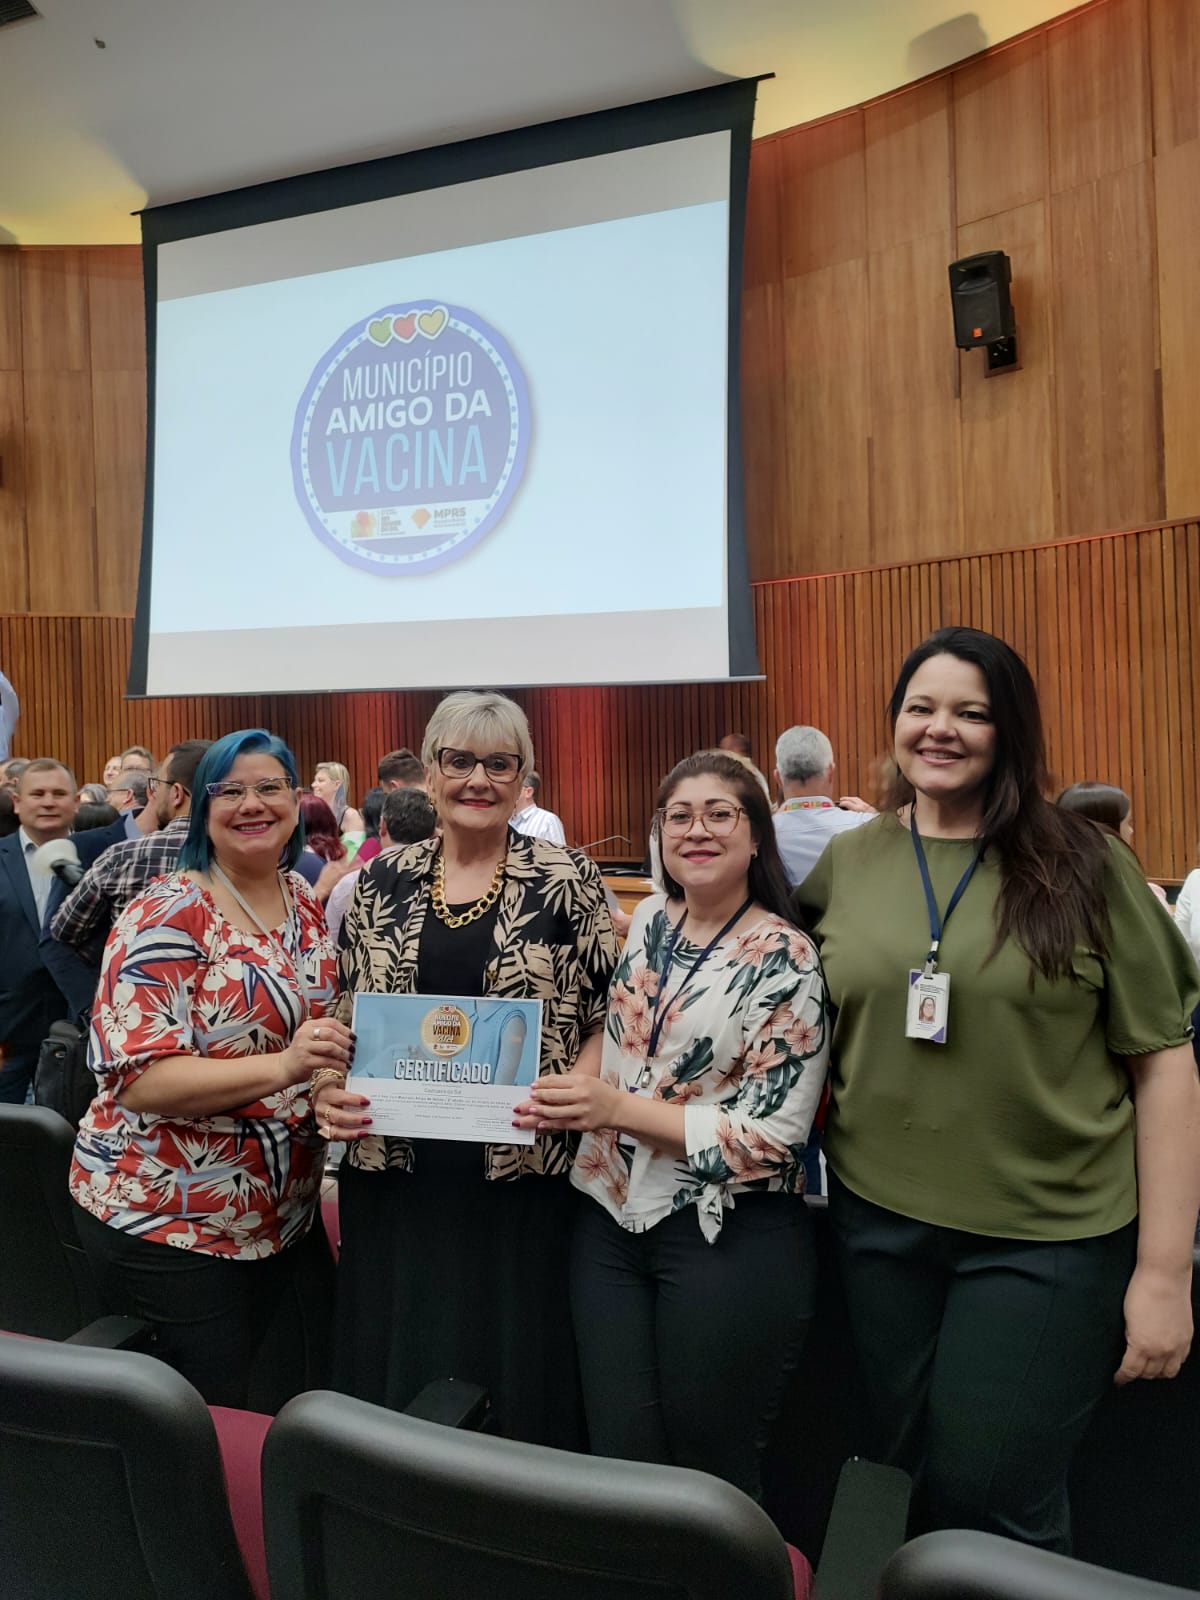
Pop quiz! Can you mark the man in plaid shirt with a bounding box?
[51,740,211,960]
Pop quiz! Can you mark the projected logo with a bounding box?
[291,301,530,575]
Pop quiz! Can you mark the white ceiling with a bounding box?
[1,0,1076,245]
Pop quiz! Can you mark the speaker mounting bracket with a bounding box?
[984,335,1020,376]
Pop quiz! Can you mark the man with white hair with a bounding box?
[772,725,875,887]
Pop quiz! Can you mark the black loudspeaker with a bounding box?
[948,251,1015,349]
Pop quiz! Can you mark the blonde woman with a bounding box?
[314,691,619,1447]
[311,760,365,854]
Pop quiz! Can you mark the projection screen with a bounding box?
[131,81,760,696]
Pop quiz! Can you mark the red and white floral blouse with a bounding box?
[70,872,337,1259]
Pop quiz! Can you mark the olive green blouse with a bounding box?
[797,815,1200,1240]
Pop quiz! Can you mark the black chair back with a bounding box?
[0,1103,102,1338]
[880,1529,1200,1599]
[263,1388,796,1600]
[0,1334,255,1599]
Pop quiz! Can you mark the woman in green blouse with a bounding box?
[797,625,1200,1553]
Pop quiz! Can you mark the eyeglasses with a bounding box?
[659,804,747,837]
[147,777,190,796]
[436,748,521,783]
[205,778,295,804]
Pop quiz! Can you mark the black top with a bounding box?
[416,900,502,998]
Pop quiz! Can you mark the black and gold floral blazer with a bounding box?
[334,830,619,1180]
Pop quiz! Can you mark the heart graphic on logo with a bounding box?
[412,508,431,529]
[393,313,417,342]
[417,308,447,339]
[367,317,393,345]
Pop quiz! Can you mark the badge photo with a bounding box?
[906,969,951,1044]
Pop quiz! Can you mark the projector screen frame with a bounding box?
[131,79,762,698]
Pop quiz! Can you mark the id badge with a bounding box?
[906,969,950,1044]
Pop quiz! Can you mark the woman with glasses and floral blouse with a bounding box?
[70,728,353,1406]
[512,750,829,1500]
[315,690,618,1448]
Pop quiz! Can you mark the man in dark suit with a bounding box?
[0,759,79,1103]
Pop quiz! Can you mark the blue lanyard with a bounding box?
[909,812,980,973]
[643,898,752,1065]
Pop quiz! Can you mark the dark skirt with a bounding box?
[333,1142,584,1450]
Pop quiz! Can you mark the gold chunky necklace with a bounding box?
[430,849,506,929]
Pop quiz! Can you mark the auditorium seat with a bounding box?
[0,1103,109,1340]
[0,1333,263,1599]
[263,1388,816,1599]
[879,1529,1200,1599]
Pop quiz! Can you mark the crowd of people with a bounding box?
[0,625,1198,1555]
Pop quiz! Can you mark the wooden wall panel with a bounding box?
[92,369,146,613]
[743,139,781,292]
[1148,0,1200,152]
[22,371,97,614]
[778,112,866,275]
[6,520,1193,878]
[864,77,952,252]
[781,259,870,574]
[1051,161,1161,536]
[868,229,961,560]
[0,372,29,613]
[1155,137,1200,522]
[86,248,145,373]
[0,249,21,370]
[954,33,1048,225]
[19,249,90,372]
[1048,0,1151,193]
[957,202,1055,551]
[740,284,785,583]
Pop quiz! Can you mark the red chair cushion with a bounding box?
[786,1541,814,1600]
[211,1404,271,1600]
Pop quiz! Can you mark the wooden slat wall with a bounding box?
[3,518,1197,880]
[745,0,1200,579]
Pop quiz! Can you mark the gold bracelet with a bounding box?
[309,1066,347,1094]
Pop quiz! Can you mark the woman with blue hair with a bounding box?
[69,729,355,1406]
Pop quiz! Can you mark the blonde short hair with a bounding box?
[315,761,351,796]
[420,691,533,781]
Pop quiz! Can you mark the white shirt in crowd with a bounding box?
[773,798,873,888]
[18,826,53,928]
[512,803,566,846]
[1175,869,1200,967]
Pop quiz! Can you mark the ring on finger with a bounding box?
[314,1026,323,1040]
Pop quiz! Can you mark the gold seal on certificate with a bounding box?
[421,1003,472,1057]
[349,992,544,1144]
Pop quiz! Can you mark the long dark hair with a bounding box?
[657,751,797,924]
[885,627,1110,979]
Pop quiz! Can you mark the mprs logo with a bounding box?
[291,302,530,576]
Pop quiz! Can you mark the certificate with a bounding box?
[348,993,542,1144]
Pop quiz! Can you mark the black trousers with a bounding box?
[570,1193,816,1501]
[827,1169,1136,1552]
[73,1202,303,1408]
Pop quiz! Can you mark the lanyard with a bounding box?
[909,812,980,975]
[642,897,752,1069]
[210,864,311,1013]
